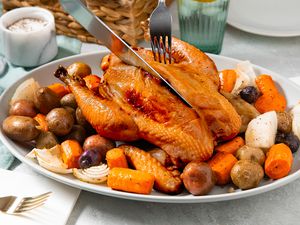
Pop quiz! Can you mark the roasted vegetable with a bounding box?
[215,136,245,155]
[222,91,260,132]
[230,160,264,190]
[208,152,238,185]
[64,125,86,144]
[10,78,40,105]
[27,145,72,174]
[36,131,59,149]
[83,134,116,159]
[60,93,77,109]
[291,104,300,140]
[46,108,74,136]
[2,116,40,142]
[265,143,293,179]
[73,164,109,183]
[61,140,83,168]
[83,75,101,93]
[245,111,277,151]
[107,167,155,195]
[239,86,260,103]
[34,114,48,132]
[120,145,183,194]
[235,145,265,166]
[34,87,61,114]
[9,99,37,117]
[275,132,300,153]
[219,69,237,93]
[277,112,292,133]
[78,150,102,169]
[67,62,91,78]
[106,148,128,169]
[254,75,286,113]
[75,107,88,127]
[48,83,70,98]
[181,162,215,195]
[148,148,172,167]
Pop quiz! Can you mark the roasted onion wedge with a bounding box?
[73,164,109,184]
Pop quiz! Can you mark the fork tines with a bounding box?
[150,35,172,64]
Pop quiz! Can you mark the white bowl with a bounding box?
[0,7,58,67]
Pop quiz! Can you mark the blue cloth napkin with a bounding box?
[0,36,82,169]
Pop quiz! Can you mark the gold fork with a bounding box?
[0,192,51,214]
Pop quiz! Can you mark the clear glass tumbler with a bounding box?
[177,0,230,54]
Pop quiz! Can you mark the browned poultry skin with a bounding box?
[101,57,214,163]
[55,69,139,141]
[136,38,241,140]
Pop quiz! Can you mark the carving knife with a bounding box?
[60,0,192,107]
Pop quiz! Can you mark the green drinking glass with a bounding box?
[177,0,230,54]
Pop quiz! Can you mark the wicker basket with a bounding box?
[2,0,173,46]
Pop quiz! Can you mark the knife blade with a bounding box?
[60,0,192,107]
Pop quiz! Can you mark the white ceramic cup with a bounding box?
[0,7,58,67]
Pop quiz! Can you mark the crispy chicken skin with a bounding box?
[135,38,241,140]
[100,56,214,163]
[55,38,241,164]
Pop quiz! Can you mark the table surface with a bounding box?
[10,2,300,225]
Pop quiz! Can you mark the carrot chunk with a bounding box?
[208,152,238,185]
[106,148,128,169]
[61,140,83,168]
[219,69,237,93]
[83,75,101,93]
[107,168,155,194]
[265,143,293,179]
[215,136,245,155]
[254,75,286,113]
[48,83,70,98]
[34,113,48,132]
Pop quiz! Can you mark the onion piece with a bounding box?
[73,164,109,184]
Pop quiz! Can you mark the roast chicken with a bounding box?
[55,38,241,165]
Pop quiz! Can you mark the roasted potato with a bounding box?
[181,162,216,195]
[75,107,88,127]
[34,87,60,114]
[46,108,74,136]
[36,131,59,149]
[277,112,292,133]
[235,145,265,165]
[67,62,91,78]
[60,93,77,109]
[230,160,264,190]
[64,125,86,144]
[2,116,40,142]
[9,99,37,117]
[83,134,116,159]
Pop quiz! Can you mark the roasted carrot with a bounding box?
[254,94,286,113]
[208,152,238,185]
[48,83,70,98]
[106,148,128,169]
[107,167,155,194]
[61,140,83,168]
[83,75,101,93]
[219,69,237,93]
[255,75,278,95]
[34,113,48,132]
[254,74,286,113]
[215,136,245,155]
[265,143,293,179]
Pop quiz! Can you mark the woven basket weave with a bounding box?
[2,0,172,46]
